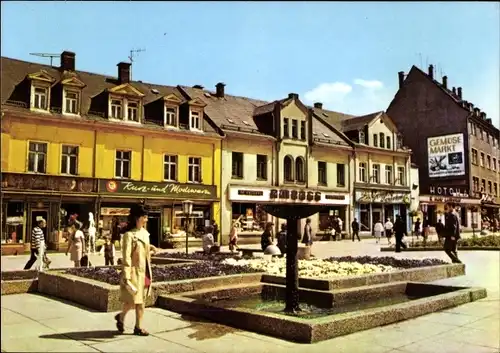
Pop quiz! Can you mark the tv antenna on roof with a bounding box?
[29,52,59,67]
[128,48,145,80]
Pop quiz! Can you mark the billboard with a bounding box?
[427,133,465,178]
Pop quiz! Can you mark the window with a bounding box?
[64,91,78,114]
[33,87,48,110]
[300,121,306,140]
[336,164,345,187]
[494,183,498,197]
[379,133,385,148]
[493,158,497,172]
[397,166,406,186]
[472,149,478,164]
[473,177,479,192]
[487,155,491,169]
[188,157,201,183]
[163,155,177,181]
[295,157,305,182]
[232,152,244,178]
[283,118,289,138]
[318,161,327,185]
[385,165,393,184]
[190,110,201,130]
[127,101,139,122]
[488,181,492,194]
[359,162,367,182]
[359,131,366,144]
[372,164,380,183]
[115,150,131,178]
[61,145,78,175]
[373,134,378,147]
[486,134,490,144]
[386,136,391,150]
[472,124,477,136]
[481,179,486,192]
[110,99,123,119]
[165,106,177,126]
[284,156,293,182]
[480,129,484,140]
[469,121,473,135]
[480,152,485,167]
[396,135,403,149]
[291,120,298,138]
[27,142,47,173]
[255,154,267,180]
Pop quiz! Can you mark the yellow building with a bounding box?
[1,52,222,254]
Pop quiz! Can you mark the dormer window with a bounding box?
[33,87,48,110]
[127,101,139,122]
[359,131,366,144]
[190,110,201,130]
[110,99,123,119]
[165,106,177,126]
[64,90,79,114]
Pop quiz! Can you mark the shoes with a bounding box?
[115,314,124,333]
[134,327,149,336]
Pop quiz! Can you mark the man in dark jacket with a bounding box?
[443,204,462,263]
[435,219,445,243]
[394,215,408,253]
[351,218,361,242]
[277,223,287,256]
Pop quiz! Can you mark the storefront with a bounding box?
[419,195,482,230]
[1,173,98,254]
[354,189,411,233]
[227,185,350,235]
[97,179,218,247]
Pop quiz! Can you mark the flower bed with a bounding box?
[410,235,500,248]
[154,251,238,261]
[65,262,261,285]
[326,256,448,268]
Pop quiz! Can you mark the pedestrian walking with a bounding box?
[211,219,220,244]
[374,221,384,244]
[337,217,343,239]
[435,219,444,244]
[24,218,51,270]
[414,218,422,240]
[302,218,313,247]
[228,223,239,253]
[394,215,408,253]
[384,218,394,245]
[66,221,86,267]
[87,212,97,254]
[115,204,156,336]
[443,203,462,263]
[351,218,361,242]
[202,225,215,254]
[100,236,116,265]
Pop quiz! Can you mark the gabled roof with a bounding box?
[342,111,383,131]
[0,57,218,135]
[311,107,355,130]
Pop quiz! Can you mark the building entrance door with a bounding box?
[147,213,161,248]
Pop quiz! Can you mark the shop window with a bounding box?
[385,165,393,184]
[257,154,267,180]
[291,120,298,138]
[295,157,305,183]
[336,164,345,187]
[358,162,367,182]
[318,161,327,185]
[284,156,294,182]
[372,164,380,183]
[2,202,25,244]
[115,150,131,179]
[283,118,289,138]
[397,166,406,186]
[300,121,306,140]
[379,133,385,148]
[188,157,202,183]
[28,141,47,173]
[232,152,244,179]
[163,155,177,181]
[61,145,79,175]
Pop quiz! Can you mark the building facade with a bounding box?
[1,52,222,254]
[387,65,499,229]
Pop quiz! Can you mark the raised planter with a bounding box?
[1,270,39,295]
[150,257,199,265]
[158,281,487,343]
[261,263,465,290]
[380,247,500,252]
[37,271,264,312]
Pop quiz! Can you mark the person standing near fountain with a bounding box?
[277,223,287,255]
[443,203,462,264]
[394,215,408,253]
[302,218,313,247]
[115,204,154,336]
[66,221,86,268]
[351,218,361,242]
[261,222,274,251]
[373,221,384,244]
[384,218,394,245]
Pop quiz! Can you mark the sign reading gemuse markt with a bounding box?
[427,133,465,178]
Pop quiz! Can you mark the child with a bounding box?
[228,223,239,252]
[100,236,116,266]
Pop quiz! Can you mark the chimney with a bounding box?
[117,62,131,84]
[486,118,492,124]
[193,84,204,89]
[428,64,434,80]
[474,107,480,117]
[288,93,299,100]
[457,87,462,100]
[452,87,456,95]
[481,112,487,120]
[469,103,474,112]
[442,76,448,89]
[215,82,225,98]
[60,51,75,71]
[314,102,323,109]
[398,71,405,88]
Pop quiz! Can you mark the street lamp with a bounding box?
[182,200,193,254]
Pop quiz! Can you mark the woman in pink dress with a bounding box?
[66,221,86,267]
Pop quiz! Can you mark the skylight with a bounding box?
[313,132,318,136]
[322,132,329,137]
[243,120,251,126]
[227,118,235,124]
[151,89,160,94]
[204,92,211,97]
[322,112,328,117]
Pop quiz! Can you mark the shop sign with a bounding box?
[228,186,349,205]
[429,196,462,204]
[100,207,130,216]
[428,185,469,197]
[427,133,465,178]
[1,173,97,193]
[99,180,216,199]
[356,190,410,204]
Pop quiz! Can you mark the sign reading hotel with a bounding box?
[427,133,465,178]
[99,180,216,199]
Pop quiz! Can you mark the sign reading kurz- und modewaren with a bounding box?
[99,180,217,199]
[427,133,465,178]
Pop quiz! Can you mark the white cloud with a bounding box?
[353,79,384,89]
[303,82,352,104]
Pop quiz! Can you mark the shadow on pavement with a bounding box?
[30,293,100,313]
[40,330,129,343]
[180,314,240,340]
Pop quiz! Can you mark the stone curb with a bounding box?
[380,247,500,252]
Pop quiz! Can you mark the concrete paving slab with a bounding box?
[287,336,393,353]
[414,311,484,326]
[1,308,33,326]
[445,326,500,349]
[344,325,431,349]
[398,335,500,353]
[91,335,201,353]
[121,311,192,334]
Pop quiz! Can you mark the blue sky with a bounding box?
[1,2,499,127]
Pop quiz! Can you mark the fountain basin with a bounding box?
[158,281,487,343]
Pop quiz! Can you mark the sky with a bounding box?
[1,2,499,127]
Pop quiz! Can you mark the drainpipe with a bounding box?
[92,130,97,178]
[219,140,223,245]
[141,135,145,181]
